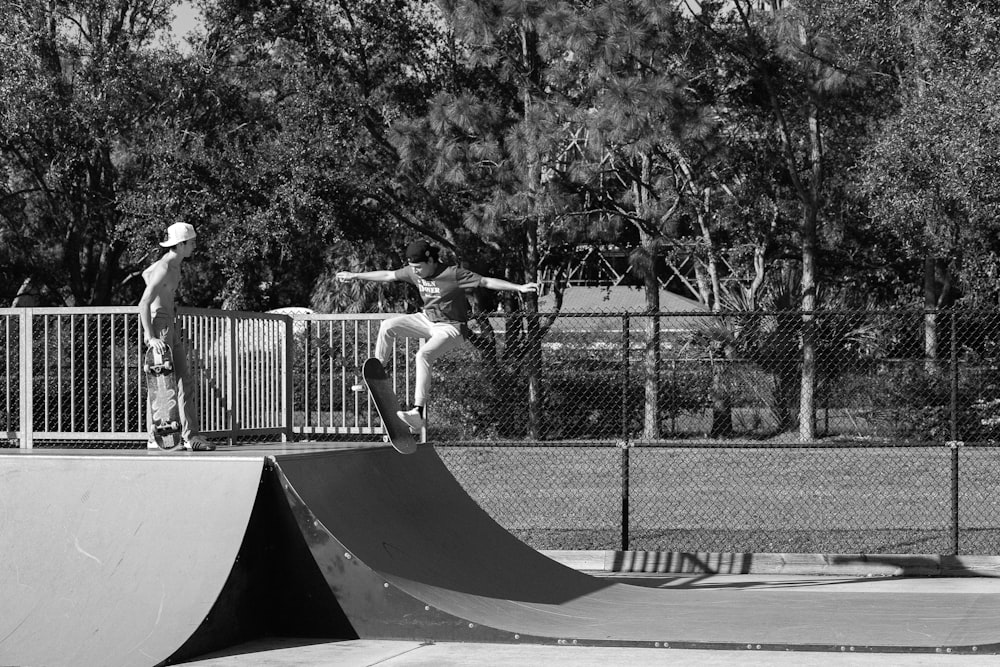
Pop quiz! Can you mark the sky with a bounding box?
[170,1,202,44]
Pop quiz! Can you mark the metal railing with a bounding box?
[291,314,419,438]
[1,307,295,447]
[0,308,415,448]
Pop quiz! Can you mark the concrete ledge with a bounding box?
[540,550,1000,577]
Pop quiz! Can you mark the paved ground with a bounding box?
[179,638,996,666]
[178,574,1000,666]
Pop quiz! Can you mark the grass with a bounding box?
[438,444,1000,555]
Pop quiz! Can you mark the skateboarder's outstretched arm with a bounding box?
[480,277,539,294]
[336,270,397,283]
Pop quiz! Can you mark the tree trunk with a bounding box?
[525,219,543,440]
[923,256,940,375]
[642,235,661,440]
[798,99,821,442]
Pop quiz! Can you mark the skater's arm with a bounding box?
[336,270,398,283]
[481,277,539,294]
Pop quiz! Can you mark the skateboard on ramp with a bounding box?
[362,358,418,454]
[145,345,182,450]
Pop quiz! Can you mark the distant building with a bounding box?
[537,285,707,314]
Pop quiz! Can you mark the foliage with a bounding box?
[858,1,1000,304]
[0,0,177,305]
[2,0,1000,318]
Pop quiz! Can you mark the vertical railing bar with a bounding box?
[369,320,376,431]
[340,319,347,429]
[19,309,35,449]
[240,316,247,438]
[4,315,9,437]
[83,314,90,433]
[260,320,266,432]
[242,320,250,429]
[229,316,237,438]
[202,316,209,430]
[314,319,322,430]
[257,321,264,429]
[351,320,371,432]
[277,319,285,440]
[239,318,248,431]
[110,314,116,433]
[43,315,50,431]
[273,318,279,437]
[97,314,103,432]
[201,315,209,432]
[255,321,263,428]
[281,317,292,441]
[69,317,76,432]
[275,318,281,436]
[327,320,334,429]
[302,321,311,430]
[202,317,210,431]
[263,320,269,433]
[218,317,224,430]
[137,312,145,437]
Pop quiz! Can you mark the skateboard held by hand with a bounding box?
[145,345,182,450]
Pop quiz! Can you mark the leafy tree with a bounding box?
[682,0,888,439]
[0,0,178,305]
[117,0,455,311]
[859,1,1000,372]
[392,0,584,438]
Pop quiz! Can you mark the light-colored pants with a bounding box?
[375,312,466,406]
[147,314,200,443]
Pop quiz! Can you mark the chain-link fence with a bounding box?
[422,309,1000,444]
[7,306,1000,555]
[380,308,1000,556]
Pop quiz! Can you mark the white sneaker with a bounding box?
[146,440,160,450]
[396,407,425,432]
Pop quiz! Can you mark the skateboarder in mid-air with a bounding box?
[336,239,538,432]
[138,222,215,451]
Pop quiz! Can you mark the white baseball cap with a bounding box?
[159,222,197,247]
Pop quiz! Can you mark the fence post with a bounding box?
[227,315,238,446]
[621,314,630,439]
[18,308,33,450]
[620,313,630,551]
[281,315,293,442]
[949,310,959,555]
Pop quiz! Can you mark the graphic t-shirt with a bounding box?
[394,265,483,324]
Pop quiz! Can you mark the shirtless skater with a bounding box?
[138,222,215,451]
[336,240,538,432]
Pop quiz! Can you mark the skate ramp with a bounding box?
[4,444,1000,665]
[0,454,263,667]
[273,445,1000,651]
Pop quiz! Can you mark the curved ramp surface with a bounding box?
[0,454,263,667]
[274,446,1000,653]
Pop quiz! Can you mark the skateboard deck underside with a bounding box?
[362,358,418,455]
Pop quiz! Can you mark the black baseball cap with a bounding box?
[405,240,434,263]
